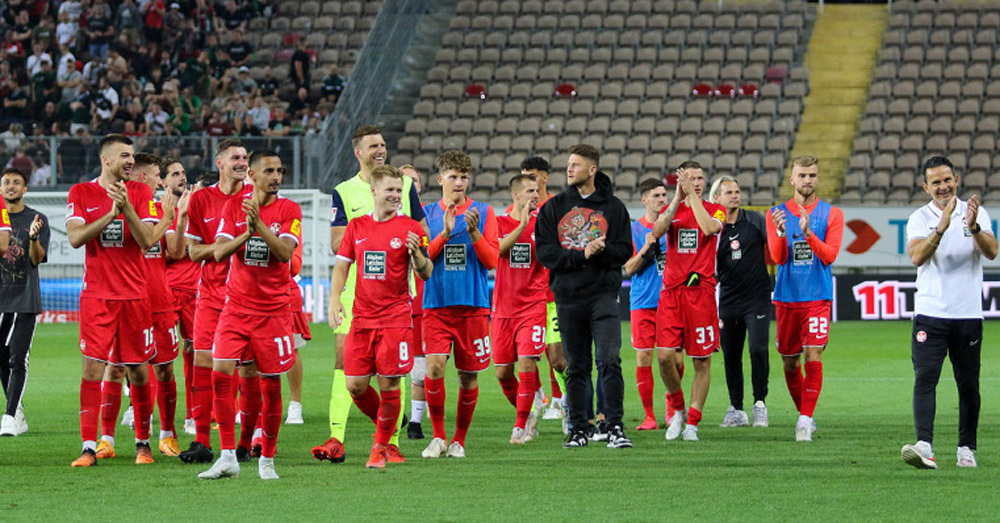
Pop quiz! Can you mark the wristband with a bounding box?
[29,235,38,241]
[971,223,982,234]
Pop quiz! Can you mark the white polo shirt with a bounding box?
[906,198,993,319]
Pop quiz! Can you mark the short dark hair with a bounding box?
[99,134,132,155]
[133,152,161,170]
[435,150,471,173]
[351,125,382,148]
[215,138,245,157]
[160,155,182,177]
[1,167,27,185]
[922,156,954,181]
[249,149,280,168]
[638,177,666,196]
[677,160,702,171]
[568,144,599,167]
[510,173,537,191]
[196,171,220,187]
[520,156,550,173]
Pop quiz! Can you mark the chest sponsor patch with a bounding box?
[145,241,162,258]
[362,251,386,279]
[655,251,666,274]
[444,244,467,271]
[101,219,125,247]
[510,242,532,268]
[244,236,270,266]
[677,229,699,253]
[793,241,813,265]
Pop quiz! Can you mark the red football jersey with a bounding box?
[412,276,424,314]
[0,196,10,232]
[184,183,247,309]
[144,201,174,312]
[336,214,427,329]
[66,179,159,300]
[493,213,548,318]
[165,209,200,291]
[661,200,727,290]
[216,195,302,314]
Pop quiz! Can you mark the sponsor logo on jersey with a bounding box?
[244,236,270,266]
[145,241,162,257]
[793,241,813,265]
[101,219,125,247]
[677,229,699,253]
[510,242,532,268]
[363,251,387,279]
[444,244,466,270]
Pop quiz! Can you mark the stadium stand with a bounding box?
[392,0,815,207]
[848,0,1000,206]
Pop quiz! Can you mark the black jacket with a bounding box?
[535,171,632,301]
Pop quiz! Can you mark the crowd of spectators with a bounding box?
[0,0,349,185]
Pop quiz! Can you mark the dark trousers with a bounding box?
[719,305,770,411]
[556,294,624,429]
[0,313,36,417]
[911,315,981,449]
[583,361,606,421]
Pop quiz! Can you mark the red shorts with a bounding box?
[410,313,424,357]
[775,300,831,356]
[79,297,155,365]
[291,311,312,340]
[491,311,547,366]
[656,285,720,358]
[173,288,197,342]
[345,327,413,378]
[422,308,491,373]
[630,308,657,351]
[150,311,180,365]
[213,307,296,375]
[193,302,222,352]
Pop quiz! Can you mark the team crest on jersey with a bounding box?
[390,237,403,249]
[557,206,608,250]
[66,202,75,218]
[916,330,927,343]
[269,223,281,234]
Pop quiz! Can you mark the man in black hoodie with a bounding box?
[536,144,633,449]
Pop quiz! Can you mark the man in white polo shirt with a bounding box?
[901,156,998,470]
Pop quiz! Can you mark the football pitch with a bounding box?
[3,320,997,521]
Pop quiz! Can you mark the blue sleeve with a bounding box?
[408,184,425,222]
[330,189,348,227]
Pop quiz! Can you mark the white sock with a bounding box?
[159,430,174,440]
[221,449,236,459]
[798,414,812,425]
[411,400,426,423]
[83,440,97,452]
[101,435,115,446]
[253,427,263,439]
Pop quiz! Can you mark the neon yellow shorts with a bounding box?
[545,301,561,345]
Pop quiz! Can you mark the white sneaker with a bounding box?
[121,406,134,427]
[560,401,570,435]
[957,446,977,468]
[543,397,563,420]
[794,415,813,442]
[285,401,303,425]
[665,410,686,441]
[533,388,547,409]
[258,457,280,479]
[14,405,27,435]
[0,414,16,437]
[446,441,466,458]
[524,405,540,440]
[752,401,769,427]
[510,427,526,444]
[720,406,739,427]
[421,437,448,458]
[184,418,196,435]
[901,440,937,469]
[682,424,699,441]
[198,453,240,479]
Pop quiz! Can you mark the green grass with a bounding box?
[2,321,997,521]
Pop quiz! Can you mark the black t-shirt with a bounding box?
[290,49,310,83]
[225,41,252,63]
[716,208,771,312]
[0,206,50,313]
[259,77,279,97]
[222,6,247,30]
[5,87,28,118]
[87,16,112,44]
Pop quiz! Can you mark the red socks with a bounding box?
[351,384,381,424]
[192,365,213,447]
[260,376,282,458]
[549,365,562,398]
[636,365,654,419]
[80,379,101,443]
[667,389,686,416]
[375,389,401,445]
[801,361,823,417]
[212,370,235,450]
[237,375,261,449]
[156,377,177,435]
[100,380,122,439]
[498,376,518,407]
[182,350,194,419]
[784,366,804,414]
[424,376,447,440]
[687,407,702,426]
[452,387,478,446]
[130,380,153,441]
[515,371,537,429]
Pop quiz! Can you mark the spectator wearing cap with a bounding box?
[163,2,186,52]
[115,0,143,46]
[321,64,346,104]
[233,66,258,96]
[56,11,79,47]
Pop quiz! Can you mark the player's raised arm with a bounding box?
[166,189,191,260]
[66,190,119,248]
[113,181,157,250]
[213,199,252,262]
